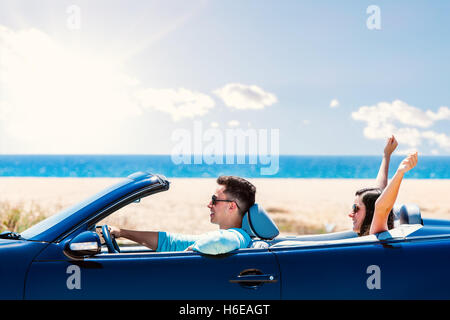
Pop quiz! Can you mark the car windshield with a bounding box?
[20,178,131,240]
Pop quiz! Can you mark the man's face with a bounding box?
[207,185,231,226]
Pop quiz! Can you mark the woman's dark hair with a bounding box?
[217,176,256,215]
[355,187,394,236]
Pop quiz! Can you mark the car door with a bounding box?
[272,239,408,299]
[24,245,280,299]
[389,236,450,299]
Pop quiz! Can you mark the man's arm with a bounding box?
[109,226,159,250]
[191,229,251,255]
[375,135,398,190]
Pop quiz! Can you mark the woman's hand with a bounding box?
[376,135,399,190]
[384,135,398,157]
[397,152,418,174]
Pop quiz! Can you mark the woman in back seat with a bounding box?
[349,136,418,236]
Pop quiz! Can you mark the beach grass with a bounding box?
[0,201,50,233]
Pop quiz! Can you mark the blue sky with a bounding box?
[0,0,449,155]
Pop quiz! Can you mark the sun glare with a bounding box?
[0,25,141,153]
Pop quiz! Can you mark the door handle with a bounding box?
[229,274,277,284]
[229,268,277,285]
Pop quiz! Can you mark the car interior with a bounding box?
[95,201,424,254]
[242,202,424,249]
[267,203,424,248]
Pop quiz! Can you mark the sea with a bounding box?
[0,155,448,179]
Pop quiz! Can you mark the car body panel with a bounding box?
[272,241,389,299]
[25,248,280,299]
[271,225,450,299]
[0,239,48,299]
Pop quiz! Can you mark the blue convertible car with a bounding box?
[1,171,450,299]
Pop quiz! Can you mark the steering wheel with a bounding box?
[101,225,120,253]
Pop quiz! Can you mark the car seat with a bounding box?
[241,203,279,240]
[393,203,423,225]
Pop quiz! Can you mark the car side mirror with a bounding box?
[65,231,101,259]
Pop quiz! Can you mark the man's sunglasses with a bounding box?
[211,195,240,209]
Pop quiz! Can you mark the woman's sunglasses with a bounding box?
[211,195,240,209]
[352,204,360,213]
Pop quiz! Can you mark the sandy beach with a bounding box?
[1,177,450,236]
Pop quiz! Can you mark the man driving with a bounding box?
[108,176,255,255]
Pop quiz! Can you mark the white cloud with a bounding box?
[330,99,340,108]
[431,149,440,155]
[395,148,419,155]
[352,99,450,152]
[392,127,423,148]
[426,106,450,121]
[213,83,277,110]
[227,120,240,127]
[352,100,436,128]
[135,88,215,122]
[422,130,450,149]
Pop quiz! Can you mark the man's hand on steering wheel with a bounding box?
[101,224,121,253]
[108,225,122,238]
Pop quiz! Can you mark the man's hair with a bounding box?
[217,176,256,215]
[355,187,394,236]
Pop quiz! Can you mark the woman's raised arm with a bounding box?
[370,152,418,235]
[375,135,398,190]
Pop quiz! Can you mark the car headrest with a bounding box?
[393,203,423,225]
[241,203,279,240]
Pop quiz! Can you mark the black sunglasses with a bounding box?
[352,204,360,213]
[211,195,240,209]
